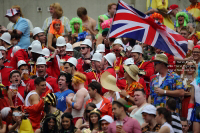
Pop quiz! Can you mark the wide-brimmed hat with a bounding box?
[151,53,168,64]
[124,65,139,81]
[100,71,121,92]
[113,98,128,110]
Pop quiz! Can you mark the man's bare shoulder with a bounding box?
[89,17,96,23]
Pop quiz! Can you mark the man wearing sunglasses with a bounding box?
[150,54,185,114]
[192,45,200,65]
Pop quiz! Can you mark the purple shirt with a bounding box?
[107,116,141,133]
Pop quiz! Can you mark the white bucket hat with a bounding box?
[11,46,21,57]
[99,115,114,123]
[0,46,6,51]
[81,39,92,48]
[17,60,27,68]
[36,57,46,65]
[66,43,73,52]
[0,51,3,59]
[56,36,66,47]
[32,27,44,37]
[96,44,105,53]
[131,45,143,54]
[42,48,50,57]
[91,53,102,62]
[124,58,135,66]
[141,104,156,115]
[66,57,77,67]
[100,71,121,92]
[104,53,116,67]
[31,41,43,54]
[0,32,11,44]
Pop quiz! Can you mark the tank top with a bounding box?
[72,88,90,118]
[161,122,174,133]
[25,91,38,106]
[191,78,200,104]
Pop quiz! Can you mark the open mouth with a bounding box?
[15,79,19,82]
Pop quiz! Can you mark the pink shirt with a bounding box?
[107,116,141,133]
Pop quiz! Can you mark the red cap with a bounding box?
[167,4,179,14]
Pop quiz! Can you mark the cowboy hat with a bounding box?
[151,53,168,64]
[100,71,121,92]
[124,65,139,81]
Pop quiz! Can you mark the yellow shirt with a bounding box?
[186,2,200,18]
[146,0,168,10]
[163,16,174,30]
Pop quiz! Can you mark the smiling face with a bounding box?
[74,23,80,31]
[58,76,67,91]
[61,117,71,130]
[192,48,200,61]
[36,65,46,77]
[48,118,55,130]
[57,45,66,56]
[54,23,61,32]
[178,16,184,25]
[90,113,99,124]
[49,6,55,16]
[185,62,196,75]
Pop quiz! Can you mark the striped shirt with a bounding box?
[171,112,183,133]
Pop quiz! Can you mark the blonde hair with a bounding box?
[12,5,24,17]
[72,71,86,86]
[182,60,197,78]
[50,3,63,19]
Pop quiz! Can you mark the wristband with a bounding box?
[72,102,75,108]
[188,103,194,109]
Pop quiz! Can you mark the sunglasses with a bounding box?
[80,47,89,50]
[86,110,92,113]
[112,49,120,52]
[101,123,109,126]
[154,61,161,65]
[185,65,196,69]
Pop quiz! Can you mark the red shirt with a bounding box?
[0,97,10,110]
[6,45,13,61]
[3,59,11,66]
[84,69,100,85]
[12,85,25,106]
[0,66,13,87]
[77,56,92,73]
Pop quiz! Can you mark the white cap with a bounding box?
[141,104,156,115]
[99,115,114,123]
[5,9,18,17]
[0,51,3,59]
[29,40,40,48]
[32,27,44,37]
[124,58,135,65]
[104,53,116,67]
[131,45,143,54]
[56,36,66,47]
[36,57,46,65]
[0,32,11,44]
[17,60,27,68]
[42,48,50,57]
[92,52,102,62]
[66,43,73,52]
[96,44,105,53]
[81,39,92,48]
[66,57,77,67]
[11,46,21,57]
[0,46,6,51]
[113,39,124,46]
[31,41,43,54]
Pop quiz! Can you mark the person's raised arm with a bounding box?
[47,33,55,51]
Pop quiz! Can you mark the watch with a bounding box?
[164,90,167,95]
[126,95,130,99]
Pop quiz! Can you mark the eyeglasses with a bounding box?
[86,110,92,113]
[80,47,89,50]
[154,61,161,66]
[192,51,200,54]
[185,65,196,69]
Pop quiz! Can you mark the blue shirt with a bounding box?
[14,17,30,49]
[55,89,74,112]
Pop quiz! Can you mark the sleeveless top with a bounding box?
[72,88,90,118]
[191,78,200,104]
[161,122,174,133]
[25,91,38,106]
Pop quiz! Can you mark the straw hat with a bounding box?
[100,71,121,92]
[124,65,139,81]
[151,53,168,64]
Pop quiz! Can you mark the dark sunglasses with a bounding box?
[185,65,196,69]
[192,51,200,54]
[112,49,120,52]
[154,61,161,65]
[86,110,92,113]
[80,47,89,50]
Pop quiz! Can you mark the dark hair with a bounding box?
[89,109,101,131]
[157,107,172,124]
[134,89,146,95]
[41,114,58,133]
[34,77,46,85]
[112,101,127,111]
[9,70,20,80]
[60,113,76,133]
[11,29,21,40]
[88,81,102,94]
[77,7,87,17]
[58,72,73,89]
[63,34,72,42]
[180,117,187,122]
[8,131,18,133]
[18,64,28,70]
[84,103,97,121]
[166,98,176,111]
[63,62,75,68]
[107,3,117,12]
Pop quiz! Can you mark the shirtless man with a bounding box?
[77,7,96,35]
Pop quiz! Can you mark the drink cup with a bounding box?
[23,70,29,80]
[10,84,18,93]
[116,121,123,133]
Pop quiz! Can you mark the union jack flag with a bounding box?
[109,0,188,59]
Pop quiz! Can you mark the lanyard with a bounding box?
[12,17,20,30]
[114,57,122,67]
[92,70,99,82]
[138,60,144,68]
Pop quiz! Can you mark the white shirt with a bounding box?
[96,100,103,109]
[159,75,166,86]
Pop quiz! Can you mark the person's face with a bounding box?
[133,91,146,106]
[94,61,101,72]
[66,51,74,57]
[178,16,184,25]
[80,15,88,21]
[10,73,21,85]
[112,104,123,119]
[112,45,121,57]
[185,62,196,75]
[86,106,95,117]
[8,16,16,23]
[36,81,46,93]
[19,65,29,75]
[37,33,46,44]
[49,6,55,16]
[101,120,110,133]
[181,121,189,133]
[154,61,162,73]
[11,38,20,46]
[64,63,73,74]
[131,53,140,63]
[80,44,89,55]
[54,23,61,31]
[155,111,162,124]
[109,5,117,16]
[12,110,22,122]
[64,37,69,43]
[124,70,130,80]
[88,87,96,98]
[192,48,200,60]
[36,65,46,77]
[62,117,71,130]
[58,76,67,91]
[0,50,6,60]
[180,30,189,39]
[48,119,55,130]
[125,50,131,58]
[100,57,106,70]
[155,48,162,54]
[74,23,80,31]
[57,46,66,56]
[142,113,153,123]
[90,114,99,124]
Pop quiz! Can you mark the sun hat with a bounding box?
[124,64,139,81]
[99,115,114,123]
[113,98,128,110]
[151,53,168,64]
[100,71,121,92]
[5,9,18,17]
[141,104,156,115]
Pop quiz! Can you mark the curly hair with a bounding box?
[50,3,63,19]
[72,71,86,86]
